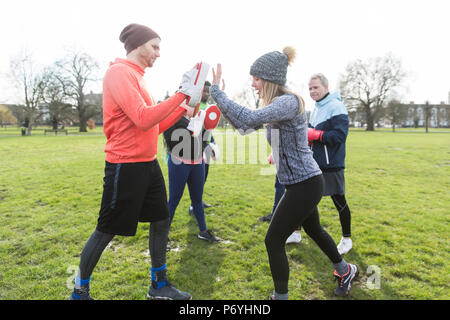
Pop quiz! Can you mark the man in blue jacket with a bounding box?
[308,73,352,255]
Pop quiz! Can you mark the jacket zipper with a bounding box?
[324,145,330,165]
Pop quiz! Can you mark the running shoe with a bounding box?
[334,263,359,296]
[286,231,302,244]
[148,281,192,300]
[203,202,212,208]
[69,285,94,300]
[198,229,219,242]
[337,237,353,255]
[258,213,273,222]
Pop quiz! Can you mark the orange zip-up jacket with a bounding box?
[102,58,187,163]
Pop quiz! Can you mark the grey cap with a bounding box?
[250,51,289,86]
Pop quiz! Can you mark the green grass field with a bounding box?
[0,128,449,300]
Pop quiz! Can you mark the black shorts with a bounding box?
[96,159,169,236]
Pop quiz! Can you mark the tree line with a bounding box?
[8,49,101,135]
[7,50,408,134]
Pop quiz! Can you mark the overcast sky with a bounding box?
[1,0,449,110]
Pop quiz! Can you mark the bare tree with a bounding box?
[9,51,46,135]
[55,51,100,132]
[41,67,74,129]
[339,53,406,131]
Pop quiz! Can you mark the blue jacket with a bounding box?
[309,92,349,170]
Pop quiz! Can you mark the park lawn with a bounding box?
[0,129,448,300]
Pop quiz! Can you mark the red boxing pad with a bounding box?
[203,105,221,130]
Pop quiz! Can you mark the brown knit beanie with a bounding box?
[119,23,160,54]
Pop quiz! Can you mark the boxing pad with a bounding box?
[186,110,206,137]
[203,105,221,130]
[185,62,210,108]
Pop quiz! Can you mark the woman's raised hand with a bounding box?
[212,64,222,87]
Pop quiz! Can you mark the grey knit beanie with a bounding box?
[250,47,296,86]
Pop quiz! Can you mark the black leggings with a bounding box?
[78,218,169,280]
[264,175,342,294]
[331,194,351,237]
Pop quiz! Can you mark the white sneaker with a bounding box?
[286,231,302,244]
[337,237,352,255]
[186,110,206,137]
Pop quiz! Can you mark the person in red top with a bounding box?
[70,23,202,300]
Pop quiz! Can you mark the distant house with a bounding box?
[400,101,450,128]
[349,92,450,128]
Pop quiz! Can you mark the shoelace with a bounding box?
[334,265,350,288]
[73,286,92,300]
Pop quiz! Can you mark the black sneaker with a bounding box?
[148,281,192,300]
[258,213,273,222]
[198,229,219,242]
[148,268,191,300]
[69,285,94,300]
[334,264,359,296]
[203,202,212,208]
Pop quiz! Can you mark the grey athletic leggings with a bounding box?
[78,218,169,280]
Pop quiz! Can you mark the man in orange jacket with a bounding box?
[70,23,203,300]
